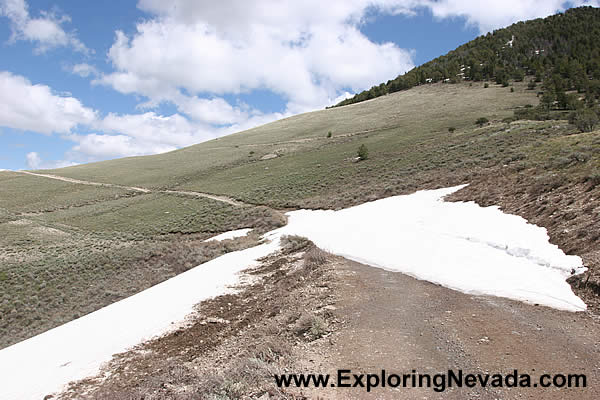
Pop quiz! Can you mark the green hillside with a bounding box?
[335,6,600,111]
[42,82,535,199]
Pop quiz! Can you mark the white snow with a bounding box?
[0,185,586,399]
[204,228,252,242]
[274,185,586,312]
[0,238,281,400]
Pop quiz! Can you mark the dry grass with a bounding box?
[59,244,336,400]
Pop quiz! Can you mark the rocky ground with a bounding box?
[53,233,600,400]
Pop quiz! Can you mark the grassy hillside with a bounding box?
[2,79,599,348]
[0,172,281,348]
[43,81,536,192]
[335,7,600,109]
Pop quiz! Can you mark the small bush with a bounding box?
[281,235,311,252]
[475,117,489,127]
[294,314,328,340]
[303,247,327,270]
[572,109,599,132]
[327,131,332,138]
[448,127,456,133]
[309,316,328,339]
[357,144,369,161]
[484,83,489,88]
[510,87,515,92]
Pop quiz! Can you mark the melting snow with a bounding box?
[204,228,252,242]
[0,185,586,399]
[275,185,586,312]
[0,239,281,400]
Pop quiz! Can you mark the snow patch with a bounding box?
[0,238,280,400]
[0,185,586,399]
[204,228,252,242]
[274,185,586,312]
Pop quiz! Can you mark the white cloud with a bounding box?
[8,1,600,167]
[25,151,41,168]
[69,134,176,159]
[98,0,416,116]
[99,0,598,119]
[25,151,78,170]
[0,71,97,134]
[421,0,599,33]
[0,71,285,164]
[0,0,88,53]
[70,63,99,78]
[97,112,201,148]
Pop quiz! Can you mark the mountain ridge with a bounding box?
[334,6,600,109]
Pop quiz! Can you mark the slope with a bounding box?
[2,80,599,351]
[335,6,600,108]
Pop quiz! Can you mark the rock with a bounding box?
[261,154,278,160]
[205,317,230,324]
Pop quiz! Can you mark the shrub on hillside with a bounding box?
[475,117,489,127]
[303,247,327,270]
[357,144,369,161]
[448,127,456,133]
[572,109,599,132]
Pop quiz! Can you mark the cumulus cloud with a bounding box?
[0,71,97,134]
[25,151,41,168]
[0,0,88,53]
[70,63,99,78]
[97,0,416,116]
[98,0,599,119]
[25,151,78,170]
[68,134,176,159]
[0,70,287,164]
[421,0,600,33]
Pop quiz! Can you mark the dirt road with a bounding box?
[303,258,600,399]
[15,170,252,207]
[55,249,600,399]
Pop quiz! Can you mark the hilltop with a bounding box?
[335,6,600,113]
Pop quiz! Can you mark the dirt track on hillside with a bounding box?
[15,170,253,208]
[56,248,600,400]
[302,258,600,399]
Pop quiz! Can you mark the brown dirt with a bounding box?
[54,246,600,400]
[57,239,339,400]
[302,258,600,399]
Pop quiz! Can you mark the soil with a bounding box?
[54,247,600,400]
[301,258,600,399]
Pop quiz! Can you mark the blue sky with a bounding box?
[0,0,597,170]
